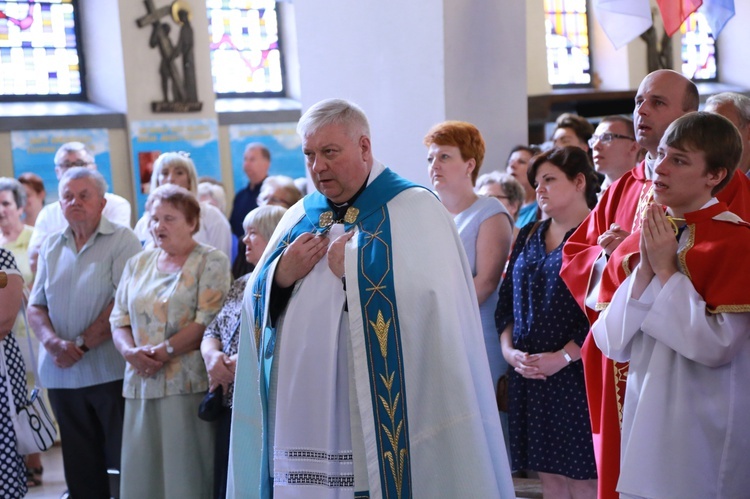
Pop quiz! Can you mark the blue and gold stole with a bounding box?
[251,167,423,498]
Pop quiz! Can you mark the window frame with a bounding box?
[0,0,88,102]
[544,0,594,89]
[209,1,287,99]
[680,11,719,83]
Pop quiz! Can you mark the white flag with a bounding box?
[593,0,654,49]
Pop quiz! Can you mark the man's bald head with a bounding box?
[633,70,699,155]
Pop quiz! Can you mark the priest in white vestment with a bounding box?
[226,99,515,498]
[592,112,750,499]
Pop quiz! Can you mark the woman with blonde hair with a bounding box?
[134,152,232,258]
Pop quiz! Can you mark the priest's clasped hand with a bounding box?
[327,231,355,279]
[275,232,330,288]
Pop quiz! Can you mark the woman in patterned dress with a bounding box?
[201,204,286,499]
[496,146,599,498]
[0,248,29,498]
[111,185,231,499]
[0,177,45,487]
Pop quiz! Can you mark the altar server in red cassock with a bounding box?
[593,111,750,499]
[560,70,750,499]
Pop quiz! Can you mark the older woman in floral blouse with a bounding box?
[200,204,286,499]
[112,184,231,499]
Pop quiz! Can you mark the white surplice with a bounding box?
[593,269,750,499]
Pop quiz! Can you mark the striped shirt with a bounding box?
[29,217,142,389]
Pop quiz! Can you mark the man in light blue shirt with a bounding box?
[28,167,141,499]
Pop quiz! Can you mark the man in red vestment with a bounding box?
[560,69,750,499]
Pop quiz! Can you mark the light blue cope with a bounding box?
[250,167,426,498]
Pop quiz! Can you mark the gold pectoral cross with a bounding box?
[318,207,360,233]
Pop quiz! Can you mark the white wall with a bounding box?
[293,1,447,186]
[444,0,528,172]
[717,0,750,87]
[588,5,633,90]
[80,0,127,113]
[294,0,528,185]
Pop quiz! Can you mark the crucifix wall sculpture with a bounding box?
[137,0,202,112]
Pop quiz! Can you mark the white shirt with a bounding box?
[28,217,142,389]
[28,193,132,255]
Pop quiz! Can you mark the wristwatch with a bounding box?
[75,335,89,353]
[165,339,175,357]
[561,349,573,364]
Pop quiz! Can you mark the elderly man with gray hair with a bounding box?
[705,92,750,176]
[27,167,141,498]
[228,98,514,498]
[28,141,132,274]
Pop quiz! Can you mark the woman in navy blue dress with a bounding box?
[496,146,598,498]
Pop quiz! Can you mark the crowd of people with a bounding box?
[0,68,749,499]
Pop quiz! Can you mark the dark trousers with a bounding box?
[48,379,125,499]
[213,407,232,499]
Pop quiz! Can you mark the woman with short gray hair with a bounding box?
[200,204,286,499]
[112,184,231,499]
[0,177,32,286]
[476,171,526,222]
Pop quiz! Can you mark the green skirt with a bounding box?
[120,393,216,499]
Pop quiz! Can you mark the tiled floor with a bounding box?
[25,446,542,498]
[25,446,67,499]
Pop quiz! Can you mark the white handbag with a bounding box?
[0,301,57,454]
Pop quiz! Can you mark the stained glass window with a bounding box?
[207,0,284,96]
[543,0,591,86]
[0,0,84,98]
[681,12,717,81]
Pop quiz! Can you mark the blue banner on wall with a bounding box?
[130,118,221,217]
[11,128,113,203]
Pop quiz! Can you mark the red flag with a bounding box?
[656,0,703,36]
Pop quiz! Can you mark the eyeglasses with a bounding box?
[56,160,93,169]
[588,133,635,148]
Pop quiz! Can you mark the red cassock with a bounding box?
[560,161,750,499]
[597,201,750,311]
